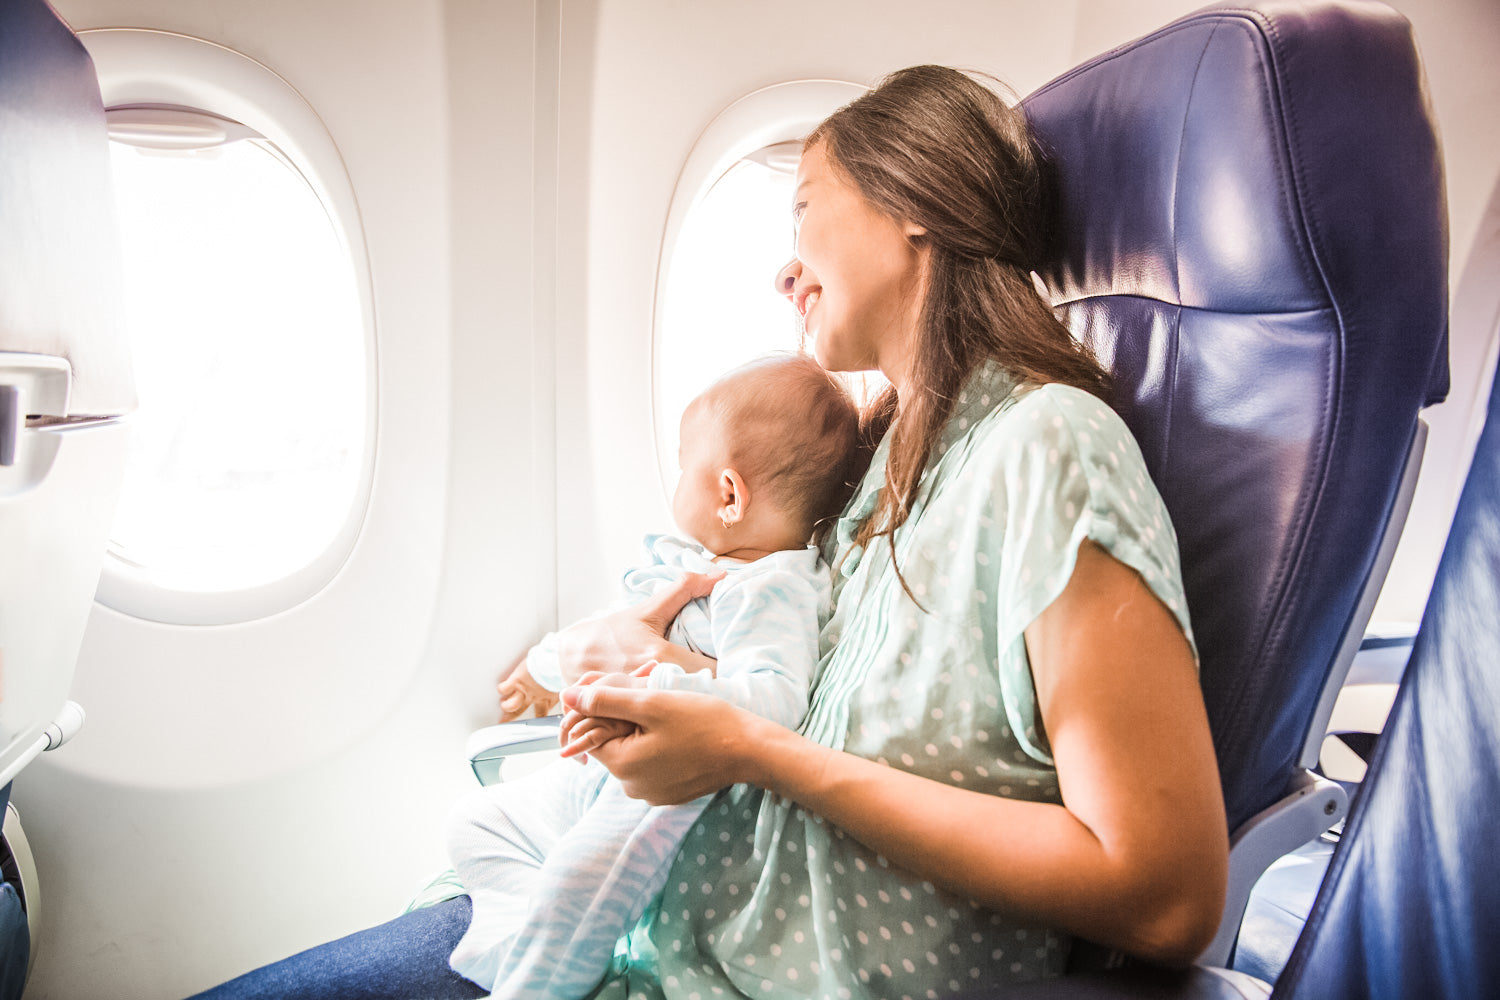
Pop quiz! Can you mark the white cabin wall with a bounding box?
[429,0,558,725]
[554,0,1087,621]
[20,0,550,996]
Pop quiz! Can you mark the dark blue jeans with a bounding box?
[188,896,486,999]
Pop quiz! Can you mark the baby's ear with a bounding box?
[718,468,749,527]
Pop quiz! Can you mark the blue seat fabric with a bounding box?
[1270,302,1500,1000]
[1021,0,1448,835]
[0,784,26,1000]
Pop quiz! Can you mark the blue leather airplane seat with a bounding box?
[1019,0,1447,966]
[0,0,134,994]
[1269,292,1500,1000]
[991,206,1500,1000]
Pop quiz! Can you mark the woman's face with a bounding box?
[776,142,928,392]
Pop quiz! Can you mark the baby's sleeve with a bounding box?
[525,632,564,691]
[646,563,823,730]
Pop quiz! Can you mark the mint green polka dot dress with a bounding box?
[591,361,1196,1000]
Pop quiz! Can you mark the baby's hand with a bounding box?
[559,716,636,762]
[497,655,560,721]
[559,671,650,761]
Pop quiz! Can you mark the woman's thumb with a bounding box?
[562,682,650,723]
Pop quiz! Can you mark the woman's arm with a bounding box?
[548,570,723,685]
[568,542,1227,965]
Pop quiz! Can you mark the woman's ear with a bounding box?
[718,468,750,528]
[903,219,928,239]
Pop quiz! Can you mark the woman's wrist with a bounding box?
[732,711,811,792]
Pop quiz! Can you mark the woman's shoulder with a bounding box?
[974,381,1136,467]
[1001,381,1118,426]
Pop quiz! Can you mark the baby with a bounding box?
[446,353,864,999]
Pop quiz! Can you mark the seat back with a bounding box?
[1022,0,1448,839]
[0,0,132,783]
[1272,347,1500,1000]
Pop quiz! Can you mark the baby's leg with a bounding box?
[488,781,707,1000]
[444,758,609,990]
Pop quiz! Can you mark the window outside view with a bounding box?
[106,137,367,594]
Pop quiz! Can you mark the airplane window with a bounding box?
[649,80,868,506]
[656,156,800,466]
[102,115,367,602]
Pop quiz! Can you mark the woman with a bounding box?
[194,65,1225,999]
[556,65,1225,998]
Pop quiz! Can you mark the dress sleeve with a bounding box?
[646,562,822,730]
[988,386,1196,765]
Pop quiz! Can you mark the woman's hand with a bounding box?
[552,570,723,685]
[558,682,765,804]
[557,668,650,761]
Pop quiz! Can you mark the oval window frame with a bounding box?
[81,28,378,626]
[649,79,865,506]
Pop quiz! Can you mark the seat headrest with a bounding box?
[0,0,134,416]
[1023,0,1448,829]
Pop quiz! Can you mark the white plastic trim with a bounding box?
[466,717,564,785]
[1301,420,1428,769]
[0,702,86,792]
[648,79,865,505]
[79,29,378,627]
[1202,770,1348,968]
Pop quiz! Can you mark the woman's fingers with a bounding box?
[558,686,764,804]
[560,682,659,727]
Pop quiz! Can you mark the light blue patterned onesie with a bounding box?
[446,534,829,998]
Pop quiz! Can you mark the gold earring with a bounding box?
[721,514,734,529]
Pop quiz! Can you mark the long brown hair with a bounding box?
[807,65,1111,580]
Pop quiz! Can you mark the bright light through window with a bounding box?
[107,137,367,593]
[656,155,887,492]
[658,159,799,444]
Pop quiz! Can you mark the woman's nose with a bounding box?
[774,257,801,298]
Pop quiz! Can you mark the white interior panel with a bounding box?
[22,0,545,995]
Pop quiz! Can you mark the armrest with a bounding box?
[964,965,1270,999]
[466,717,563,785]
[1202,770,1346,967]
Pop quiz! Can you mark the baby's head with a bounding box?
[673,353,862,557]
